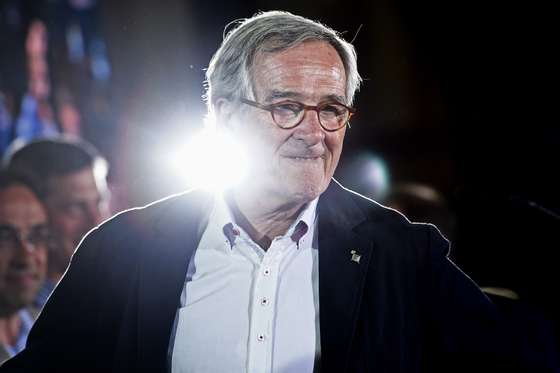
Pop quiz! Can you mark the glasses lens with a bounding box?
[271,102,303,128]
[0,226,18,248]
[319,103,349,130]
[28,226,50,247]
[0,225,50,250]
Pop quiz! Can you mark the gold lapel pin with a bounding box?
[350,250,361,264]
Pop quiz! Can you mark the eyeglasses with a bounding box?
[0,224,51,253]
[240,98,356,132]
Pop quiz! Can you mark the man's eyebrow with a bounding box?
[263,90,303,103]
[263,91,348,104]
[30,223,49,230]
[323,94,347,104]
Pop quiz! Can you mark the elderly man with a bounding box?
[0,11,528,373]
[0,171,49,364]
[4,138,110,306]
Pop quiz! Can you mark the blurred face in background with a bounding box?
[0,185,48,316]
[45,165,109,272]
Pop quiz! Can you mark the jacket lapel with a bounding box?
[136,191,213,371]
[318,180,375,372]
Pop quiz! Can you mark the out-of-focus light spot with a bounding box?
[338,152,391,200]
[365,155,390,198]
[66,23,85,63]
[166,129,248,192]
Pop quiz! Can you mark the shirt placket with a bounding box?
[246,238,290,373]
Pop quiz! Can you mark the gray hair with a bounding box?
[205,10,361,114]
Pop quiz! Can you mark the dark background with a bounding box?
[2,0,558,336]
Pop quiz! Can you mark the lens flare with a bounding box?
[167,129,248,192]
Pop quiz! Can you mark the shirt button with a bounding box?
[261,297,269,306]
[263,268,271,276]
[257,334,266,342]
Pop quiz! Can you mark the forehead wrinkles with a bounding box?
[251,42,346,101]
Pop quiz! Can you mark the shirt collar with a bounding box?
[284,197,318,249]
[213,192,318,249]
[2,309,33,357]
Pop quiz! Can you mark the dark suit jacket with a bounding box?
[0,180,537,372]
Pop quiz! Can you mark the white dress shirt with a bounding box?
[170,193,320,373]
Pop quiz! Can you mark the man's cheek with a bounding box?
[35,252,48,273]
[53,217,82,244]
[64,237,78,256]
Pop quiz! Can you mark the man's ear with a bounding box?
[214,97,236,129]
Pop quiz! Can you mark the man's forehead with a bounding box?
[46,166,105,193]
[47,184,103,204]
[0,186,47,224]
[251,41,347,102]
[263,89,346,104]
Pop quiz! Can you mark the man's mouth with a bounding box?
[5,271,38,287]
[283,151,325,160]
[287,156,323,160]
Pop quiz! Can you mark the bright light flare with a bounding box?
[365,155,390,198]
[167,129,249,192]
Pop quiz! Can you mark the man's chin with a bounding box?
[285,177,330,203]
[0,295,35,316]
[238,167,331,204]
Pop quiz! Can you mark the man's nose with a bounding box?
[12,237,37,261]
[294,109,325,145]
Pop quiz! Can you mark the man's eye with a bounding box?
[28,226,51,246]
[274,103,302,114]
[63,203,85,217]
[30,226,50,239]
[321,104,345,116]
[0,227,16,241]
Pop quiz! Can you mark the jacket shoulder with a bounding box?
[332,182,450,258]
[70,189,213,268]
[96,189,212,236]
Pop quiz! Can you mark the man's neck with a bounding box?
[229,188,307,250]
[0,312,22,348]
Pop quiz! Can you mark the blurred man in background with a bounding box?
[4,138,110,306]
[0,171,49,363]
